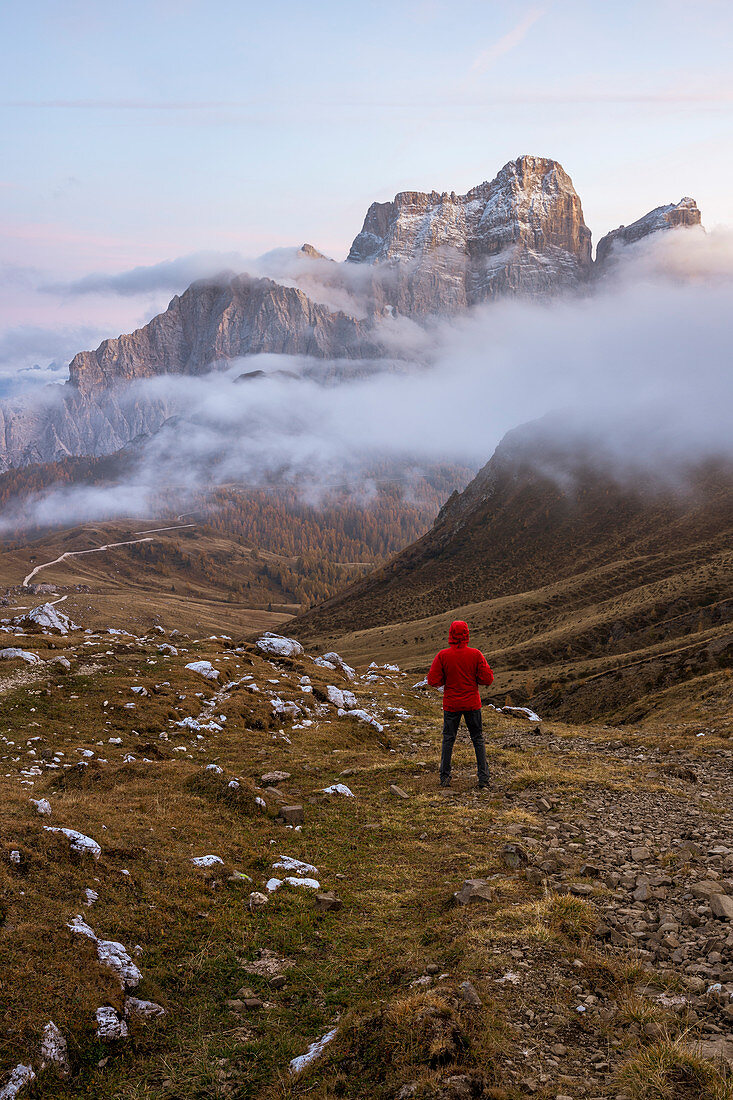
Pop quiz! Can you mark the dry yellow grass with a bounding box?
[0,620,731,1098]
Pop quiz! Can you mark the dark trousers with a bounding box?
[440,709,490,785]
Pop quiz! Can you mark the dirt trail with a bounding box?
[132,524,197,536]
[22,538,154,587]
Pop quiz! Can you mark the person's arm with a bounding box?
[427,652,445,687]
[476,652,494,687]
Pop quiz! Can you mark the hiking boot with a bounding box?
[478,781,490,790]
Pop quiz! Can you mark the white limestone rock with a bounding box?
[0,1064,35,1100]
[500,705,541,723]
[185,660,219,680]
[272,855,318,876]
[39,1020,71,1077]
[0,648,40,665]
[67,915,142,989]
[44,826,101,859]
[289,1026,338,1074]
[338,708,384,733]
[256,633,303,658]
[322,652,355,680]
[191,854,224,868]
[96,939,143,990]
[271,697,302,718]
[321,783,355,797]
[24,603,77,635]
[326,685,357,710]
[95,1006,129,1040]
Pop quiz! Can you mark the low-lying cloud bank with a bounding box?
[2,227,732,533]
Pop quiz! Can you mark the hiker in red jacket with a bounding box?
[427,620,494,789]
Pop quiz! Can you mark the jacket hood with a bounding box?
[448,620,470,646]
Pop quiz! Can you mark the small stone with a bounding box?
[389,784,409,799]
[502,843,528,869]
[278,805,305,826]
[248,892,268,910]
[631,846,651,862]
[454,879,495,905]
[315,891,343,912]
[459,980,482,1007]
[691,880,724,899]
[262,771,291,785]
[124,997,165,1020]
[710,894,733,920]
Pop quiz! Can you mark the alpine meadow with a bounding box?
[1,4,733,1099]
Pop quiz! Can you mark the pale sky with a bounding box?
[2,0,732,392]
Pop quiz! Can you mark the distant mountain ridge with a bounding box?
[0,155,703,472]
[68,274,379,399]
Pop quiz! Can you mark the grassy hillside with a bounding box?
[1,617,732,1098]
[293,424,733,727]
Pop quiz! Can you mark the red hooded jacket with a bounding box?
[427,621,494,711]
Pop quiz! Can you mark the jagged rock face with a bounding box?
[595,197,701,269]
[0,385,176,472]
[69,274,376,399]
[347,155,592,314]
[0,273,381,471]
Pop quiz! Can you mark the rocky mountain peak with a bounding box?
[346,155,592,314]
[595,197,702,269]
[298,243,332,261]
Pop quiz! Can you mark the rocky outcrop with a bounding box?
[347,155,592,314]
[68,274,376,399]
[595,197,702,270]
